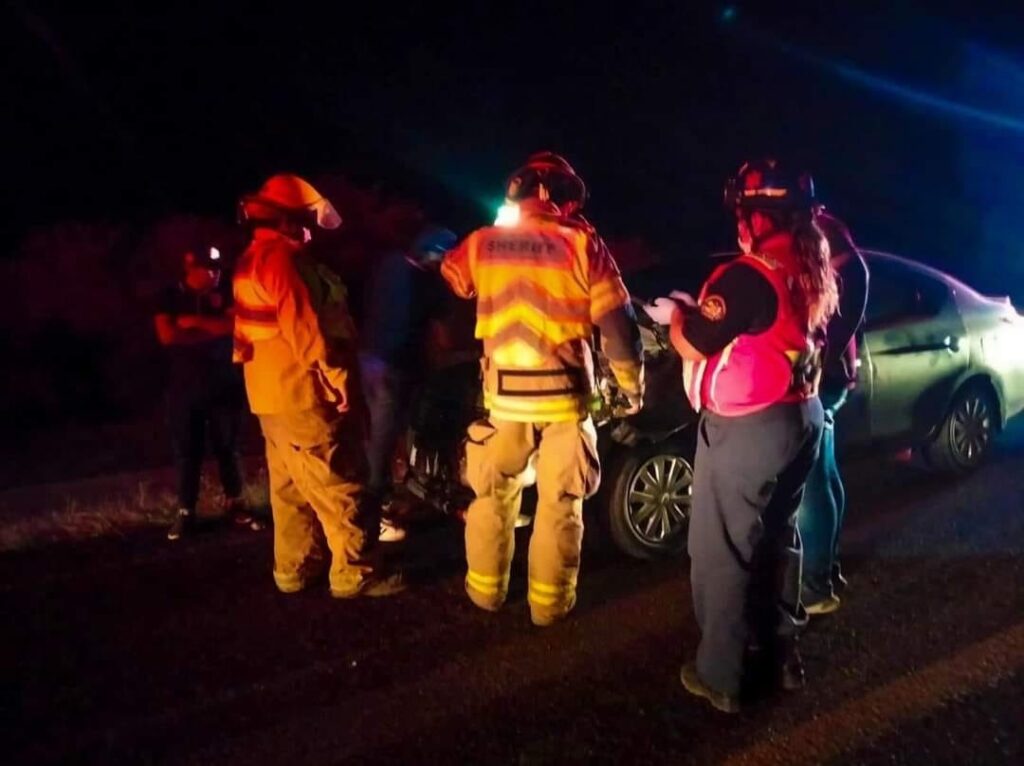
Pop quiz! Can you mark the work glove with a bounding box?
[643,292,697,325]
[642,297,677,325]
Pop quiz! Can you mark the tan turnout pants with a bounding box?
[258,410,376,595]
[463,417,600,624]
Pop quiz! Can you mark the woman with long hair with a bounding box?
[797,210,869,615]
[667,159,836,713]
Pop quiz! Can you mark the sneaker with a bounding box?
[805,593,841,616]
[679,663,740,714]
[331,572,406,599]
[167,508,195,541]
[224,498,266,531]
[379,517,407,543]
[248,517,268,532]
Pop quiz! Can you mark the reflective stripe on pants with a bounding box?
[463,417,599,622]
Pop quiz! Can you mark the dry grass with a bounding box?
[0,467,270,552]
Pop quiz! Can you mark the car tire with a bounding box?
[602,435,695,560]
[923,382,998,474]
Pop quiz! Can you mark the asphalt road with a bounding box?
[2,426,1023,765]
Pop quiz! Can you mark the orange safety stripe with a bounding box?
[476,284,591,317]
[443,221,638,422]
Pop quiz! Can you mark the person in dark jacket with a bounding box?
[154,246,261,540]
[360,226,457,541]
[797,209,869,613]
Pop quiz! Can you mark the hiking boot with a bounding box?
[679,663,740,714]
[167,508,195,541]
[330,572,407,599]
[379,517,407,543]
[804,593,841,616]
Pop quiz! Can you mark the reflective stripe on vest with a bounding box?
[468,222,607,422]
[232,241,285,363]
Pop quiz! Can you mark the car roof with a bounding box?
[860,249,992,302]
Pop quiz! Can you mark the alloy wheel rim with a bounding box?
[950,393,992,465]
[625,454,693,545]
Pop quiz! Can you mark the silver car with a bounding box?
[610,250,1024,559]
[838,250,1024,472]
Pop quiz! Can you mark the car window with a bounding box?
[865,259,950,329]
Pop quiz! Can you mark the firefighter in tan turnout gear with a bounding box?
[234,173,403,598]
[441,153,644,626]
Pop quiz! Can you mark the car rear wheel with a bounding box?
[923,383,997,473]
[604,437,694,560]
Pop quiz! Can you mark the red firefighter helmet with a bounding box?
[724,158,816,213]
[239,174,342,230]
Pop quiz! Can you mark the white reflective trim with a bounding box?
[707,340,736,412]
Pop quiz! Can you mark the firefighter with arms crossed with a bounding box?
[441,152,644,626]
[668,159,837,712]
[234,174,403,599]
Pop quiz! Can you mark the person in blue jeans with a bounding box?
[797,210,869,614]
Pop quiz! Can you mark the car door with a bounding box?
[861,257,969,442]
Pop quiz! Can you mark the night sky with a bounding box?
[6,2,1024,293]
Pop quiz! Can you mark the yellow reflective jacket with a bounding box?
[441,216,643,423]
[232,229,357,414]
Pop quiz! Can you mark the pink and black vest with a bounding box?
[683,242,820,417]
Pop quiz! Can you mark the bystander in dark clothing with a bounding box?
[797,211,869,612]
[360,227,456,541]
[154,249,260,540]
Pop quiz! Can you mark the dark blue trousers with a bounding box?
[796,389,848,602]
[361,361,411,502]
[688,400,822,696]
[168,384,244,511]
